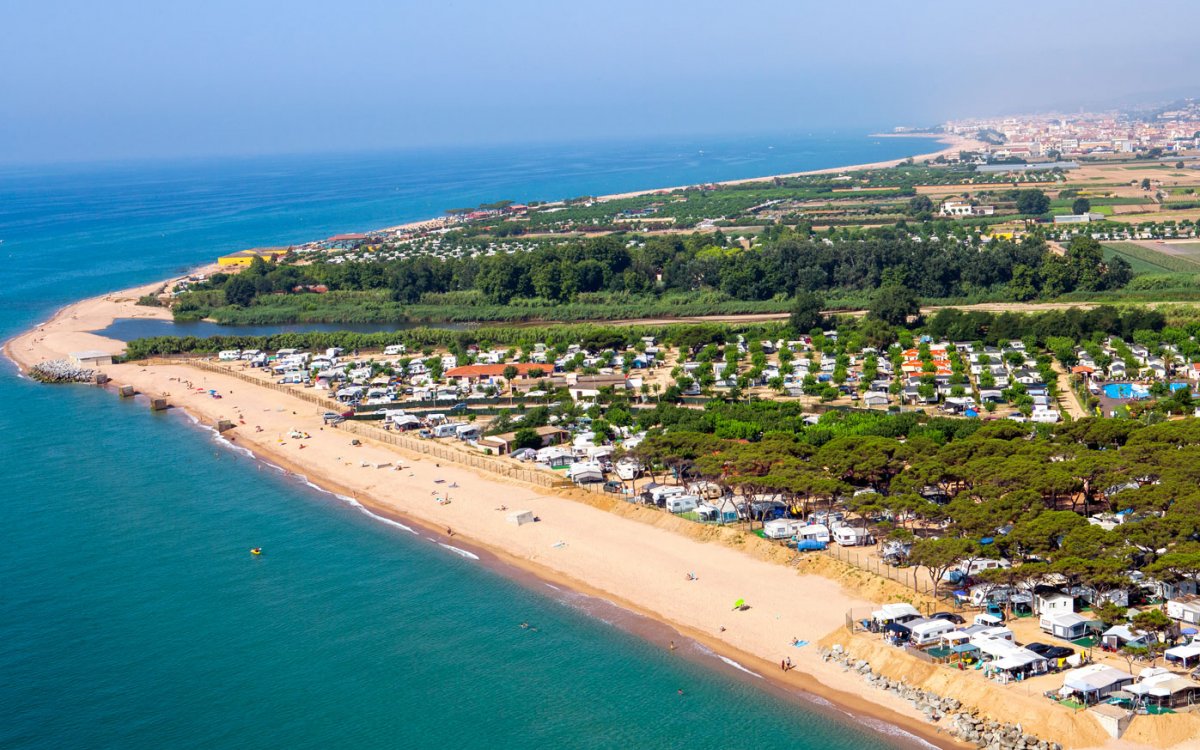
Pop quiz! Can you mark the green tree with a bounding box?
[789,291,826,334]
[1071,197,1091,215]
[909,537,976,594]
[1016,189,1050,215]
[869,285,920,326]
[512,427,544,452]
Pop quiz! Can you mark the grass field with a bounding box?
[1104,242,1200,274]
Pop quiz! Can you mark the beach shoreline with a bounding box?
[3,287,969,750]
[377,132,979,233]
[3,132,1136,750]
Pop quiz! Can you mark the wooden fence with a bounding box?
[331,420,573,489]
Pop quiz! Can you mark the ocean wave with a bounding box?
[333,492,420,535]
[852,715,941,750]
[717,655,763,679]
[438,543,480,560]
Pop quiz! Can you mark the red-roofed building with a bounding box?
[444,363,550,382]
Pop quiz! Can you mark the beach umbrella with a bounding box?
[732,598,745,610]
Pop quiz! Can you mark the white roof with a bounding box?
[1045,612,1089,627]
[1165,643,1200,660]
[1063,664,1133,693]
[992,649,1046,670]
[872,603,920,621]
[1129,668,1200,697]
[910,619,955,636]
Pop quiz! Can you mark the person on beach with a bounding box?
[446,527,454,536]
[786,657,793,671]
[669,640,676,651]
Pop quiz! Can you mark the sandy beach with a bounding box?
[594,133,981,203]
[4,294,966,750]
[6,134,1189,750]
[374,133,983,233]
[9,283,1196,750]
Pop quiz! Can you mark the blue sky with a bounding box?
[3,0,1200,162]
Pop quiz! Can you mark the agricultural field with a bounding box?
[1103,241,1200,274]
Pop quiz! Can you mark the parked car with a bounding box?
[1025,643,1074,660]
[930,612,965,624]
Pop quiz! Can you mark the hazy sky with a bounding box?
[4,0,1200,163]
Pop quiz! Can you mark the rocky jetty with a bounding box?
[820,646,1062,750]
[28,359,96,383]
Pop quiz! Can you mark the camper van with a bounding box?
[218,349,241,361]
[794,524,831,544]
[432,423,461,439]
[384,344,406,356]
[643,485,685,507]
[665,495,699,514]
[762,518,801,540]
[615,458,641,481]
[909,618,956,646]
[832,526,873,547]
[943,558,1011,583]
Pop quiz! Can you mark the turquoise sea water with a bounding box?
[0,134,933,750]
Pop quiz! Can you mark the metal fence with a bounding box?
[823,544,942,599]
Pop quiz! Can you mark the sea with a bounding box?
[0,133,935,750]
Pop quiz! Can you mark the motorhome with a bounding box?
[432,422,462,439]
[943,558,1011,582]
[615,457,641,481]
[832,526,873,547]
[384,344,406,356]
[455,424,482,442]
[218,349,241,361]
[909,618,956,646]
[762,518,801,540]
[794,524,830,544]
[643,484,685,507]
[665,495,700,514]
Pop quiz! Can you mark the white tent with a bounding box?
[1165,642,1200,668]
[1062,664,1134,700]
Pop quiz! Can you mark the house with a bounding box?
[863,391,890,408]
[569,373,627,400]
[70,350,113,367]
[1100,625,1152,651]
[1040,611,1095,641]
[1036,591,1074,616]
[445,363,549,384]
[479,425,568,455]
[217,246,290,266]
[1166,596,1200,625]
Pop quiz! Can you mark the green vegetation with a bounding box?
[1103,242,1200,275]
[173,230,1130,325]
[626,400,1200,600]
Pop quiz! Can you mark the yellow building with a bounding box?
[217,247,291,267]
